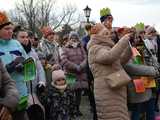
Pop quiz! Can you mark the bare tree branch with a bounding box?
[9,0,82,34]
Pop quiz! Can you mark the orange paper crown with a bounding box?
[40,26,54,38]
[0,11,10,26]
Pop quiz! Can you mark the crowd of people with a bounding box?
[0,6,160,120]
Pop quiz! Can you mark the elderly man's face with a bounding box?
[0,24,13,40]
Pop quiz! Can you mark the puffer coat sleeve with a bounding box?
[0,59,19,111]
[124,61,158,77]
[61,47,78,71]
[79,46,87,70]
[93,35,130,64]
[120,46,132,65]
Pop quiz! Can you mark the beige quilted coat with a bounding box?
[87,29,132,120]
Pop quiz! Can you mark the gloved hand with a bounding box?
[13,56,25,65]
[5,57,25,73]
[76,65,81,72]
[0,106,12,120]
[37,82,45,93]
[15,63,24,73]
[5,62,16,73]
[38,82,45,88]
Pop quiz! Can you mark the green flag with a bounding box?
[66,73,76,85]
[133,56,143,65]
[24,57,36,81]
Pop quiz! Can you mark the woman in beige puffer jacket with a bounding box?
[87,23,132,120]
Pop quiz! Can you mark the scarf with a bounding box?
[51,82,67,93]
[144,38,157,55]
[22,41,32,53]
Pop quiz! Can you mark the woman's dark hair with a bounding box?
[112,31,119,43]
[28,31,34,38]
[85,24,92,31]
[0,22,13,30]
[34,37,39,41]
[63,34,69,40]
[13,25,26,38]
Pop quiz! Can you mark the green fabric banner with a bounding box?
[66,73,76,85]
[24,57,36,81]
[133,56,143,65]
[17,96,28,111]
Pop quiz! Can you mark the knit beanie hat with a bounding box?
[0,11,12,29]
[52,69,66,83]
[145,26,157,34]
[69,31,80,40]
[100,7,112,22]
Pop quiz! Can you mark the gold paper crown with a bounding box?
[100,7,111,17]
[0,11,10,26]
[134,22,145,32]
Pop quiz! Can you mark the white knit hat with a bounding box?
[69,31,80,40]
[52,70,66,82]
[145,26,157,34]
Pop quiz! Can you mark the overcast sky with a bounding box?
[0,0,160,30]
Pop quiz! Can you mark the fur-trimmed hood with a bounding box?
[87,34,114,51]
[87,28,132,120]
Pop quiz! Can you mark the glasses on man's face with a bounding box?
[107,16,113,21]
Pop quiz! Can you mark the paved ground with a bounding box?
[78,95,160,120]
[76,96,93,120]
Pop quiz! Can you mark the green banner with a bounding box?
[66,73,76,85]
[24,57,36,81]
[17,96,28,111]
[133,56,143,65]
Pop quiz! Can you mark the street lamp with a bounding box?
[83,5,91,23]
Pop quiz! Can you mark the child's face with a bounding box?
[55,79,66,86]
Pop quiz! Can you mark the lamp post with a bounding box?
[83,5,91,23]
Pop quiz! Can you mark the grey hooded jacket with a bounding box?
[124,61,158,103]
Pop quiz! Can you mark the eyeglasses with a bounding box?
[107,16,113,21]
